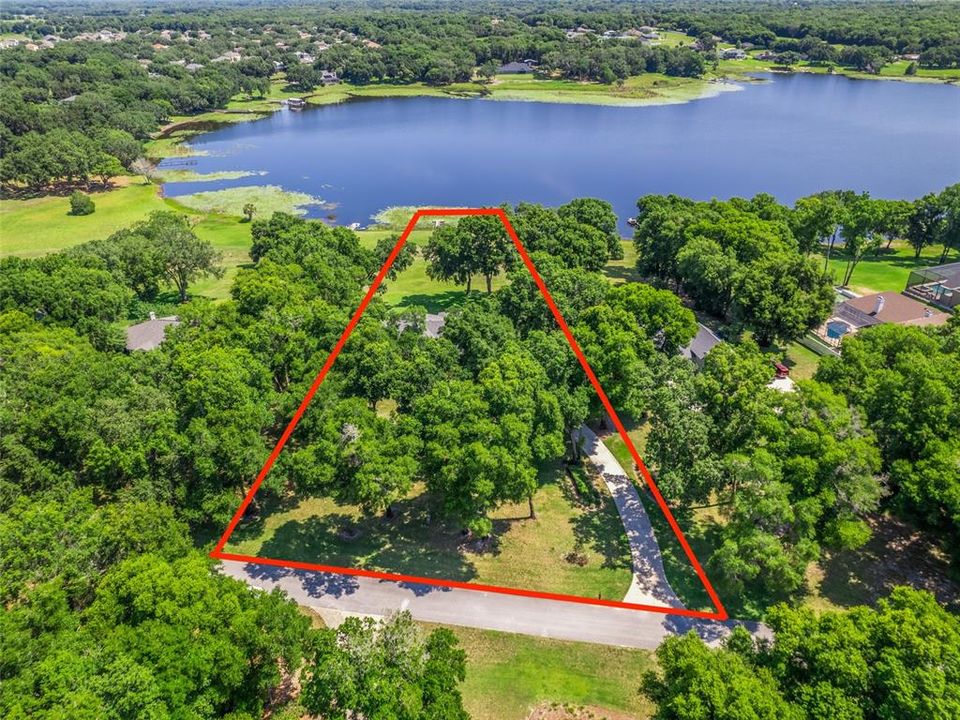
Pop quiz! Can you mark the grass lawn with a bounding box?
[0,180,171,256]
[453,626,654,720]
[823,239,953,295]
[606,239,643,285]
[358,228,507,312]
[226,467,633,602]
[782,341,822,380]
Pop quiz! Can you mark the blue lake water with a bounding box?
[162,73,960,229]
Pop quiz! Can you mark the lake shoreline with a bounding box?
[148,67,956,161]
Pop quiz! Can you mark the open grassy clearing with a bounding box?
[0,180,170,256]
[226,467,633,601]
[452,626,654,720]
[823,239,954,295]
[358,228,508,312]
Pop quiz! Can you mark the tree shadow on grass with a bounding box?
[257,496,479,585]
[603,264,644,284]
[566,475,633,572]
[392,290,467,314]
[816,513,960,612]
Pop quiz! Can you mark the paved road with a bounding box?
[220,422,767,648]
[220,559,767,649]
[574,425,683,609]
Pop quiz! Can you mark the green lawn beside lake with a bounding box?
[824,239,953,295]
[0,181,170,256]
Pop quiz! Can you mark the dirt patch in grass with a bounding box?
[807,513,960,613]
[528,704,639,720]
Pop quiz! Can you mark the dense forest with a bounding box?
[2,1,960,190]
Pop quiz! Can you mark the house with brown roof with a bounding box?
[816,292,949,346]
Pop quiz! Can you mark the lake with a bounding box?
[162,73,960,229]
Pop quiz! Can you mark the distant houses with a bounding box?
[721,48,748,60]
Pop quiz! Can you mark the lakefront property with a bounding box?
[1,2,958,719]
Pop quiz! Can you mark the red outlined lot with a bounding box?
[211,208,729,622]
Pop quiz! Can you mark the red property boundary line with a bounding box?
[211,208,729,622]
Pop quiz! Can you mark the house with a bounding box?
[395,312,447,339]
[680,323,723,366]
[721,48,748,60]
[125,314,179,352]
[297,52,315,65]
[212,50,242,63]
[287,98,306,109]
[184,63,204,73]
[816,292,950,346]
[498,60,537,74]
[904,261,960,311]
[321,70,339,84]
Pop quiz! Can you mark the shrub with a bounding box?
[69,191,95,216]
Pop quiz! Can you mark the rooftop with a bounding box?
[681,323,723,363]
[840,292,949,327]
[125,315,179,351]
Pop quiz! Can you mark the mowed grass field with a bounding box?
[824,239,953,295]
[453,626,654,720]
[0,181,170,256]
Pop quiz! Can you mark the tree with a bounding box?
[731,252,834,346]
[642,631,802,720]
[936,183,960,263]
[302,612,468,720]
[791,193,844,257]
[424,223,474,291]
[373,234,417,281]
[907,193,944,259]
[69,191,95,216]
[645,587,960,720]
[242,202,256,222]
[606,282,698,354]
[838,193,883,286]
[676,237,738,317]
[131,211,223,302]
